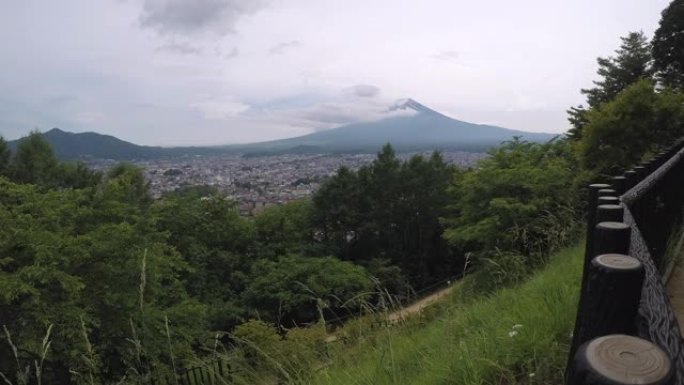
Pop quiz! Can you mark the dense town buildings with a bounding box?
[96,151,485,216]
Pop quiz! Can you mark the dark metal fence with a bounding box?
[567,139,684,385]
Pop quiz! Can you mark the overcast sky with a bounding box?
[0,0,672,146]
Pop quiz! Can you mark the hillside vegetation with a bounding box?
[312,245,582,385]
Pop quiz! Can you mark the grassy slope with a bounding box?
[313,245,583,385]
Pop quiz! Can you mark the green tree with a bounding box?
[243,255,372,326]
[0,137,10,176]
[0,177,206,382]
[153,188,254,330]
[312,166,363,260]
[58,161,102,189]
[443,138,580,262]
[11,131,59,186]
[580,79,684,175]
[253,200,315,259]
[653,0,684,89]
[312,144,457,288]
[98,163,151,207]
[568,32,653,140]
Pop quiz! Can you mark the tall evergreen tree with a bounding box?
[653,0,684,89]
[567,32,653,140]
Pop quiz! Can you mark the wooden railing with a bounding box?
[566,139,684,385]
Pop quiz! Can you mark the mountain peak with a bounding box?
[45,128,67,135]
[390,98,432,114]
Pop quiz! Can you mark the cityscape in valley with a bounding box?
[128,150,485,215]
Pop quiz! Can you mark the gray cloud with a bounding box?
[157,41,203,55]
[222,47,239,59]
[431,50,460,62]
[139,0,266,36]
[269,40,300,55]
[351,84,380,98]
[262,99,418,131]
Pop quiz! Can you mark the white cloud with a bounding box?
[349,84,381,98]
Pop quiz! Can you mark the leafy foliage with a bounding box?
[243,255,372,326]
[10,131,60,186]
[253,200,316,259]
[443,139,581,289]
[579,79,684,175]
[0,176,207,382]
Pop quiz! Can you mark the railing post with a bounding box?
[567,252,647,384]
[573,254,644,345]
[570,335,672,385]
[592,222,630,257]
[568,220,633,379]
[583,184,611,266]
[611,176,627,195]
[597,196,619,207]
[624,170,638,191]
[596,204,623,223]
[633,165,647,181]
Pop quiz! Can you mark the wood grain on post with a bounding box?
[596,204,624,223]
[570,335,672,385]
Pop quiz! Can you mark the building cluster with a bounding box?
[98,151,485,216]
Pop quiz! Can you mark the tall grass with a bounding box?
[310,245,582,385]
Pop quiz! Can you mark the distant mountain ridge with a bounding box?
[7,128,224,160]
[7,99,558,160]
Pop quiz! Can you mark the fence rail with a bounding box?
[567,139,684,385]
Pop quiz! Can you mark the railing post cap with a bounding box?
[592,254,642,271]
[580,335,671,385]
[597,204,622,210]
[596,221,629,231]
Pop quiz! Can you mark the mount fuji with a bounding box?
[233,99,557,155]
